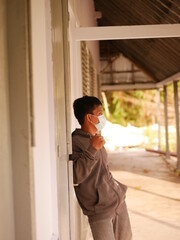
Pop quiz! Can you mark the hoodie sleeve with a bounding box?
[70,137,98,184]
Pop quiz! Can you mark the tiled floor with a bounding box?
[109,150,180,240]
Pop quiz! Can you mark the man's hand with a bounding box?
[90,134,105,150]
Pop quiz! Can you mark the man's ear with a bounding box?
[86,113,91,122]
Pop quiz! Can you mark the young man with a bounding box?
[71,96,132,240]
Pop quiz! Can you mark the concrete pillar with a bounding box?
[156,89,161,150]
[173,81,180,169]
[163,86,170,159]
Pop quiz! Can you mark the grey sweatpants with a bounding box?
[89,203,132,240]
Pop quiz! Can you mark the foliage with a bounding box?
[101,82,180,152]
[103,90,156,127]
[102,81,180,128]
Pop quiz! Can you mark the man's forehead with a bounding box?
[92,105,103,114]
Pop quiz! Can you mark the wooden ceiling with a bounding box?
[94,0,180,83]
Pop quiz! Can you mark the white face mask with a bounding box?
[91,114,106,132]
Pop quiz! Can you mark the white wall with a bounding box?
[0,0,15,239]
[69,0,99,71]
[69,0,100,131]
[31,0,58,239]
[79,0,100,72]
[100,54,154,85]
[7,0,36,238]
[69,1,100,239]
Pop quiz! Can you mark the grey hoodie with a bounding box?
[70,129,127,222]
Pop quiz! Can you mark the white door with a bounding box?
[51,0,73,239]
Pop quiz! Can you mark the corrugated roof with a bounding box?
[94,0,180,83]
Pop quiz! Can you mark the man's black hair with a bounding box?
[73,95,102,125]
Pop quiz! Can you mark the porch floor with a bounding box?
[108,150,180,240]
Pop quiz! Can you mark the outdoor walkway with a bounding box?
[108,150,180,240]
